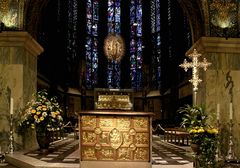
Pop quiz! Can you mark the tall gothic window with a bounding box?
[67,0,78,86]
[85,0,99,89]
[150,0,161,89]
[130,0,143,90]
[107,0,121,88]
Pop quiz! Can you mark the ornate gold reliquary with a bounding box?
[94,88,133,111]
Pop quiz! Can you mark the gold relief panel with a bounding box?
[122,132,132,146]
[82,147,97,160]
[95,143,102,150]
[129,143,137,151]
[99,132,109,144]
[118,147,131,160]
[94,127,102,135]
[79,113,151,162]
[134,148,149,161]
[82,131,96,144]
[116,117,131,128]
[99,148,114,160]
[129,128,136,136]
[109,128,123,149]
[133,117,148,129]
[81,116,96,128]
[135,133,149,145]
[99,116,114,127]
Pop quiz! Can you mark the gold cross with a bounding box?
[179,49,211,92]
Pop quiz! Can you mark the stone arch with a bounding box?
[177,0,206,42]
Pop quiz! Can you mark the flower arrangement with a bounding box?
[19,89,63,133]
[178,104,219,167]
[189,126,218,145]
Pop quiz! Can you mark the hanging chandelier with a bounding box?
[104,33,125,62]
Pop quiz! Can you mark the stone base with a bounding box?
[80,161,151,168]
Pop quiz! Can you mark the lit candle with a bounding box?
[217,103,220,120]
[10,97,14,115]
[229,102,233,120]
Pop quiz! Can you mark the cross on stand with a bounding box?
[179,48,211,105]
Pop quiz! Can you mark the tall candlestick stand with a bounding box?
[9,114,14,154]
[225,119,235,162]
[215,119,222,161]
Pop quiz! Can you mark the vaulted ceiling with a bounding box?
[25,0,206,41]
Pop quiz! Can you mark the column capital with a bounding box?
[0,31,43,56]
[186,37,240,55]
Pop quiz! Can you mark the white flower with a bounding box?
[42,112,48,117]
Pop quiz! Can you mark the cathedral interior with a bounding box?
[1,0,240,167]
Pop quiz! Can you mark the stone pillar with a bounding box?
[0,31,43,152]
[186,37,240,159]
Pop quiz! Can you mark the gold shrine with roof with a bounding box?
[94,88,134,111]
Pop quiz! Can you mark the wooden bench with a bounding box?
[164,127,189,146]
[48,128,63,142]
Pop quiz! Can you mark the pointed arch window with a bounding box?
[85,0,99,89]
[107,0,121,89]
[150,0,161,89]
[130,0,143,90]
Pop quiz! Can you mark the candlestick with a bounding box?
[229,103,233,120]
[217,103,220,120]
[9,114,14,154]
[10,97,14,115]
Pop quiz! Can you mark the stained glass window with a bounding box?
[85,0,99,89]
[107,0,121,88]
[151,0,161,89]
[130,0,143,90]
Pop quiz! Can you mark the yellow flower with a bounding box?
[42,107,47,111]
[31,109,36,113]
[40,116,44,121]
[36,111,41,115]
[34,115,38,120]
[51,112,56,118]
[37,106,42,110]
[31,124,35,129]
[197,128,204,133]
[207,128,218,134]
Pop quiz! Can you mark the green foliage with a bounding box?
[178,104,208,130]
[178,104,219,168]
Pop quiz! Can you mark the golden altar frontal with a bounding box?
[78,111,154,168]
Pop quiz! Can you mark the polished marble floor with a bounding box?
[2,135,194,168]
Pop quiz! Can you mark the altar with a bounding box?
[77,110,154,168]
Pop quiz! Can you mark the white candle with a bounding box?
[229,102,233,120]
[10,97,14,115]
[217,103,220,120]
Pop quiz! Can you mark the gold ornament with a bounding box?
[104,33,125,62]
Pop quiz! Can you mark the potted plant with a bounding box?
[178,104,219,167]
[178,104,208,130]
[19,89,63,152]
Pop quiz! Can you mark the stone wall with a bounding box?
[188,37,240,159]
[0,31,43,152]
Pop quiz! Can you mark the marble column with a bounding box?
[0,31,43,152]
[186,37,240,159]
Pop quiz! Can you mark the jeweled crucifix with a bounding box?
[179,49,211,105]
